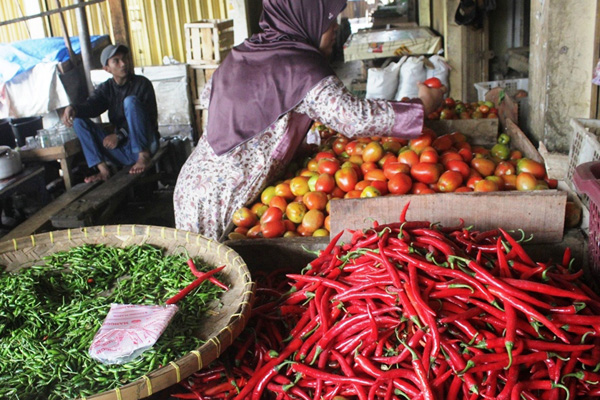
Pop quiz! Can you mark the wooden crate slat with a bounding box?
[329,190,568,244]
[185,19,233,64]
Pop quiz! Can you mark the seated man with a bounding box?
[62,44,159,182]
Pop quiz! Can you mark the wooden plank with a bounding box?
[505,118,543,163]
[329,190,568,244]
[51,143,169,228]
[2,181,101,240]
[107,0,132,51]
[225,237,328,272]
[425,119,498,145]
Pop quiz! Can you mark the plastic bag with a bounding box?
[89,303,179,364]
[593,58,600,86]
[366,59,402,100]
[395,56,427,101]
[426,54,450,90]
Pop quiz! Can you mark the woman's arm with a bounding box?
[296,75,425,139]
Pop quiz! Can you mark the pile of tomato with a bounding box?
[230,126,556,239]
[427,98,498,120]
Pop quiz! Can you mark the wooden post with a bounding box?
[526,0,600,153]
[107,0,132,60]
[418,0,431,27]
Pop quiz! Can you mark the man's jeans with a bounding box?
[73,95,158,168]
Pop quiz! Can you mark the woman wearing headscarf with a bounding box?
[174,0,445,240]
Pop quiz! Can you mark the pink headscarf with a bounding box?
[206,0,347,155]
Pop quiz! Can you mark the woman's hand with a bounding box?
[417,82,447,116]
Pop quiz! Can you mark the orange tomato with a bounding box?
[364,169,387,182]
[232,207,258,228]
[285,202,307,224]
[474,179,499,192]
[289,176,310,196]
[437,170,463,193]
[362,141,384,163]
[269,195,288,212]
[397,149,420,167]
[301,209,325,233]
[315,173,336,194]
[470,158,496,177]
[274,182,295,200]
[303,191,328,211]
[250,203,268,219]
[387,173,412,195]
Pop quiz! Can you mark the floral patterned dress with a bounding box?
[173,75,424,241]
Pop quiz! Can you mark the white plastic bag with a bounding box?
[366,60,402,100]
[426,54,450,89]
[395,56,427,101]
[89,303,179,364]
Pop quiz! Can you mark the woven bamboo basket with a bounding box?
[0,225,255,400]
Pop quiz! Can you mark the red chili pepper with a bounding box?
[400,341,435,400]
[187,257,229,291]
[505,302,516,369]
[510,380,569,400]
[166,265,226,304]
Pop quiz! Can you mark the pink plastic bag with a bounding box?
[89,303,179,364]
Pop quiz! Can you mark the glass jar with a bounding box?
[36,129,51,148]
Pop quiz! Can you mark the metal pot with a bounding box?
[0,146,23,180]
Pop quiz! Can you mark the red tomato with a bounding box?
[269,195,288,212]
[474,179,499,192]
[544,176,558,189]
[362,141,384,163]
[509,150,523,160]
[360,161,379,176]
[432,135,453,152]
[232,207,258,228]
[341,161,363,181]
[516,172,537,191]
[302,191,328,211]
[301,209,325,233]
[503,174,517,190]
[314,151,336,161]
[247,224,262,238]
[470,157,496,177]
[411,182,430,194]
[285,202,307,224]
[364,169,387,182]
[455,186,473,192]
[419,147,439,164]
[260,206,283,224]
[486,175,505,190]
[440,151,463,167]
[317,158,341,175]
[354,180,371,192]
[261,220,286,238]
[423,77,443,88]
[410,162,442,184]
[449,131,467,143]
[457,147,473,163]
[397,149,420,167]
[379,153,397,168]
[315,173,336,194]
[283,219,296,232]
[466,175,483,190]
[344,190,362,199]
[369,180,389,196]
[409,131,435,154]
[388,173,412,195]
[437,170,463,192]
[233,226,249,236]
[445,160,471,180]
[444,98,456,108]
[331,186,346,199]
[494,161,516,176]
[332,136,349,155]
[516,158,546,179]
[383,162,411,180]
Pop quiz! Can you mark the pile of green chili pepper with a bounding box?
[0,243,225,399]
[171,204,600,400]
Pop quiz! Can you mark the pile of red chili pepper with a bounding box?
[171,204,600,400]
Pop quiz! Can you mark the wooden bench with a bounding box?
[50,142,170,229]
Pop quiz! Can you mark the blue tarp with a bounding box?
[0,35,109,83]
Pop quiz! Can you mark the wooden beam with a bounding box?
[418,0,431,27]
[107,0,132,50]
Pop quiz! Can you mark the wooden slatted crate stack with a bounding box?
[185,19,234,136]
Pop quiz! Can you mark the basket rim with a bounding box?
[0,224,255,400]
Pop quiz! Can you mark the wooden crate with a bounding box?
[329,119,568,244]
[424,118,498,145]
[185,19,234,65]
[189,64,218,107]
